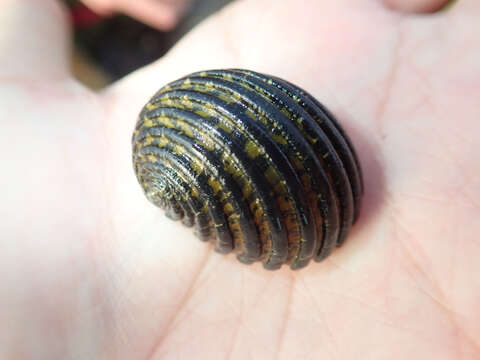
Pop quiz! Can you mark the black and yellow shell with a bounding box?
[132,69,363,270]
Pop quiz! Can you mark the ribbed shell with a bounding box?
[132,69,363,270]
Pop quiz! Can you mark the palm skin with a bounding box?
[1,0,479,358]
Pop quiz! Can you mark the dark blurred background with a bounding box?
[66,0,233,89]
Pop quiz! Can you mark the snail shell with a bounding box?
[132,69,363,270]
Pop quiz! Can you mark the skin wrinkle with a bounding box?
[304,280,465,347]
[247,274,276,311]
[224,268,245,360]
[307,288,398,329]
[163,262,237,335]
[301,281,340,360]
[446,124,479,153]
[377,213,398,327]
[375,23,405,139]
[451,313,480,356]
[100,279,133,357]
[404,95,470,176]
[390,211,480,354]
[150,254,218,353]
[392,209,447,305]
[429,129,480,210]
[447,214,480,355]
[405,93,433,118]
[403,104,477,209]
[452,165,480,209]
[404,61,435,94]
[317,258,362,281]
[305,256,392,316]
[387,214,478,356]
[273,274,294,360]
[343,79,380,111]
[320,269,469,353]
[145,249,213,360]
[457,186,480,212]
[438,134,478,199]
[448,222,464,360]
[171,255,225,311]
[402,27,444,73]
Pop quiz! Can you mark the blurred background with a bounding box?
[67,0,456,89]
[66,0,233,89]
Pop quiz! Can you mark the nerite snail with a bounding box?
[132,69,363,270]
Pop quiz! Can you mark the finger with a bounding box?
[81,0,190,30]
[382,0,453,13]
[0,0,70,79]
[449,0,479,13]
[117,0,188,31]
[79,0,113,15]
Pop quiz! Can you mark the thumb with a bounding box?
[0,0,70,79]
[383,0,453,12]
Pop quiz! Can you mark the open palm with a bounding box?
[1,0,479,358]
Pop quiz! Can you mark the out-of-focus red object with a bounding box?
[70,3,104,28]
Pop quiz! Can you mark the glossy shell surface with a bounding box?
[132,69,363,270]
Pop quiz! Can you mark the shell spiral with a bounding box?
[132,69,363,270]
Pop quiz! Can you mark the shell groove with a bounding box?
[132,69,363,270]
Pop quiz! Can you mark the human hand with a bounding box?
[1,0,479,359]
[80,0,193,30]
